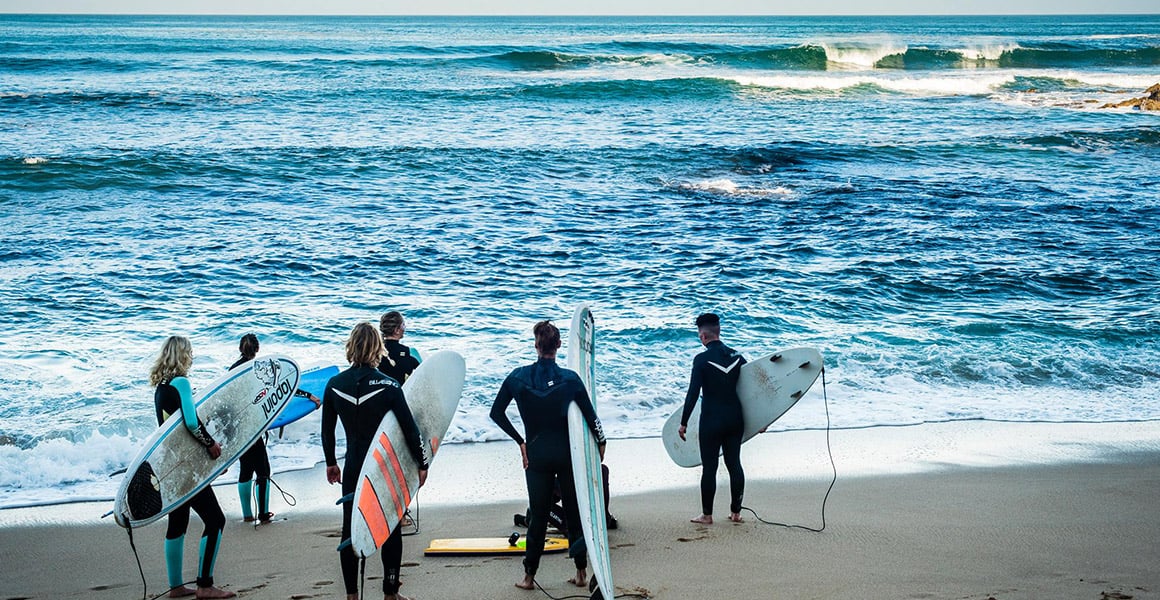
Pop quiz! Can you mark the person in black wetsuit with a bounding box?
[233,333,319,525]
[378,311,421,384]
[231,333,273,524]
[322,322,429,600]
[490,320,607,591]
[679,313,748,525]
[149,336,235,599]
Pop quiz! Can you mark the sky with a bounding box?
[1,0,1157,15]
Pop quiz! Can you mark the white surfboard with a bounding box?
[348,350,465,557]
[662,347,823,468]
[566,304,614,599]
[114,356,300,528]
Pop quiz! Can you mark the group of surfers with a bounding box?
[145,311,749,600]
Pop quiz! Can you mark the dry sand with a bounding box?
[2,421,1158,600]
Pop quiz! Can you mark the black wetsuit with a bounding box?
[490,357,606,577]
[681,340,747,516]
[322,365,428,597]
[378,339,420,384]
[155,379,225,589]
[231,357,272,520]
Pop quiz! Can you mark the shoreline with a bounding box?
[2,420,1159,599]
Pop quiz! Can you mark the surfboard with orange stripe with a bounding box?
[348,350,466,557]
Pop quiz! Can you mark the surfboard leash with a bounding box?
[122,523,200,600]
[741,364,837,533]
[531,576,651,600]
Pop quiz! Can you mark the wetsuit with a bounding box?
[378,339,421,384]
[681,340,747,516]
[322,365,428,597]
[155,377,225,590]
[231,357,272,521]
[490,357,606,578]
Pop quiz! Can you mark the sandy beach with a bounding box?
[3,421,1159,600]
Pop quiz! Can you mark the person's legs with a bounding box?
[165,505,194,597]
[338,477,359,596]
[252,439,273,521]
[518,466,556,589]
[721,427,745,520]
[380,526,403,596]
[696,426,723,521]
[556,467,588,587]
[188,487,234,598]
[237,443,258,521]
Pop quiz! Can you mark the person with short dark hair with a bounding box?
[679,313,748,525]
[491,320,606,591]
[322,322,428,600]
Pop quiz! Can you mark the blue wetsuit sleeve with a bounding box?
[392,389,429,470]
[489,375,525,445]
[321,380,338,467]
[574,384,606,445]
[680,358,702,427]
[411,348,422,364]
[172,376,215,448]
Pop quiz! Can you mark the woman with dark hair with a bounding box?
[231,333,273,524]
[378,311,421,384]
[490,320,606,591]
[323,322,429,600]
[150,336,235,599]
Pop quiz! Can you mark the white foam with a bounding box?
[21,157,49,165]
[952,41,1021,62]
[819,39,908,69]
[678,178,795,197]
[730,73,1015,96]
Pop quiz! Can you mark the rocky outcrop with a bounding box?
[1100,83,1160,110]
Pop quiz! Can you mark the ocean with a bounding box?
[1,14,1158,508]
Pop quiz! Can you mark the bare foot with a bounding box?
[168,586,196,598]
[690,514,713,524]
[515,574,536,590]
[568,570,588,587]
[195,586,235,599]
[728,512,744,523]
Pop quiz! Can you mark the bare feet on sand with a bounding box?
[728,512,744,523]
[195,586,236,599]
[516,574,536,590]
[168,586,196,598]
[568,569,588,587]
[690,514,713,524]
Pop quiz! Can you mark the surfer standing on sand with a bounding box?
[490,320,607,591]
[679,313,748,525]
[322,322,429,600]
[231,333,274,525]
[149,336,235,599]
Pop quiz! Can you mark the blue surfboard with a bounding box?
[270,365,339,429]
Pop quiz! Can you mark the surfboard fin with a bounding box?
[770,354,782,362]
[791,390,804,400]
[799,360,811,369]
[108,467,128,478]
[337,538,352,552]
[336,492,354,505]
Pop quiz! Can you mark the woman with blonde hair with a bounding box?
[322,322,429,600]
[149,336,234,599]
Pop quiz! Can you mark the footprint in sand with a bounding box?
[677,535,708,542]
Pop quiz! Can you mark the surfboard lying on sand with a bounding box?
[269,364,339,429]
[424,536,568,556]
[662,347,823,468]
[114,356,300,528]
[347,350,465,557]
[566,304,615,600]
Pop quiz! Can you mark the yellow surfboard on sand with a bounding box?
[424,536,568,556]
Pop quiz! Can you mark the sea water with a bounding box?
[1,15,1158,508]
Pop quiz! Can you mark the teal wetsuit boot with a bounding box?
[257,477,273,522]
[238,480,253,521]
[164,535,185,591]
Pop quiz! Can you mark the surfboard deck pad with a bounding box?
[424,536,568,556]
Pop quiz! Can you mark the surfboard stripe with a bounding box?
[357,475,391,549]
[371,447,405,525]
[379,432,412,508]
